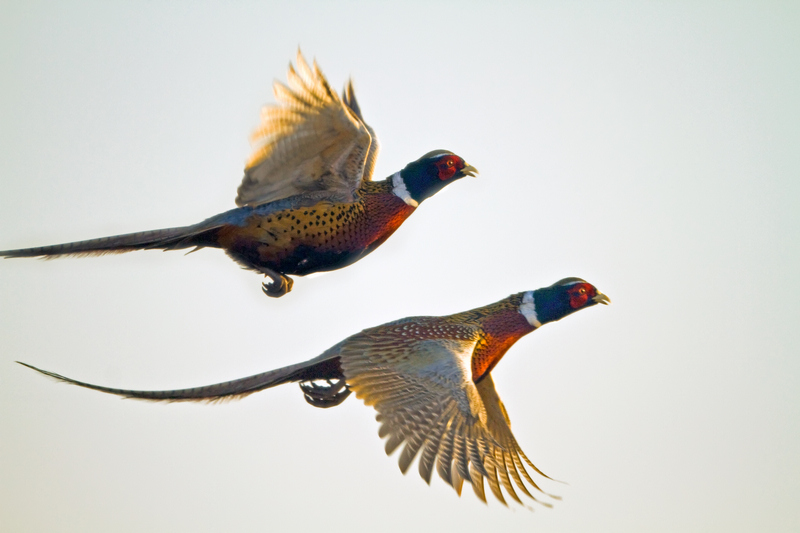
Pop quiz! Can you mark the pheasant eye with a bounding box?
[567,283,594,309]
[435,156,461,180]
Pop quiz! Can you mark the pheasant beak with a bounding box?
[592,292,611,305]
[459,164,478,178]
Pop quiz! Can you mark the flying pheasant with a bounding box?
[19,278,610,506]
[0,52,476,297]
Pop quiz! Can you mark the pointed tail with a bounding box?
[17,343,346,405]
[0,225,220,259]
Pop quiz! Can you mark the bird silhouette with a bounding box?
[19,277,610,506]
[0,52,476,297]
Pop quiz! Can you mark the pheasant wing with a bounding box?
[339,319,554,505]
[236,52,375,207]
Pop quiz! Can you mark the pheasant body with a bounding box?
[19,278,610,506]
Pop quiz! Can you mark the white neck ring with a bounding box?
[391,172,419,207]
[520,291,542,328]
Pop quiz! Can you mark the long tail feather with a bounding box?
[0,225,217,259]
[17,350,344,403]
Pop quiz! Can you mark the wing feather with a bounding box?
[484,459,507,506]
[453,430,473,484]
[468,463,488,503]
[451,460,465,496]
[477,375,562,503]
[505,450,536,500]
[495,448,522,504]
[436,418,458,487]
[418,426,444,484]
[236,51,376,207]
[343,80,379,182]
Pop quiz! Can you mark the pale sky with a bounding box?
[1,2,799,532]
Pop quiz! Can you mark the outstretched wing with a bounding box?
[339,319,557,506]
[236,52,376,207]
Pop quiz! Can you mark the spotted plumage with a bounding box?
[19,278,610,506]
[0,52,477,297]
[214,179,416,277]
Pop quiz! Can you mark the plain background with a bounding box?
[1,1,798,531]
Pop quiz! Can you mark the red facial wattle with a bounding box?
[435,156,463,180]
[567,283,597,309]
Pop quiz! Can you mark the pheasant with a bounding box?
[0,52,476,297]
[19,278,610,506]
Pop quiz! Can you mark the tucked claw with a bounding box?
[260,270,293,298]
[261,277,291,297]
[299,379,351,408]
